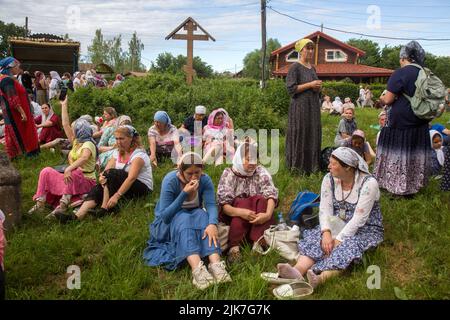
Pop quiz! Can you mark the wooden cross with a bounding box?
[166,17,215,85]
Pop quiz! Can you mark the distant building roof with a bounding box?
[273,63,394,77]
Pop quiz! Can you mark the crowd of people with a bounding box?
[0,36,449,296]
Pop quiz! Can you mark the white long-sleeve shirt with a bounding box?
[319,172,380,242]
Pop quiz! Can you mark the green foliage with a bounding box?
[68,74,287,134]
[242,38,281,79]
[150,52,214,78]
[0,20,27,58]
[5,107,450,299]
[347,39,381,67]
[87,29,146,73]
[322,81,383,102]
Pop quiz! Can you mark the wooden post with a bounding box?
[166,18,215,85]
[25,17,28,37]
[260,0,267,89]
[315,35,320,66]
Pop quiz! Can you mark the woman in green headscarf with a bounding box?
[285,38,322,174]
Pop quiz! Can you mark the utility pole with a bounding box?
[260,0,267,89]
[321,23,323,33]
[25,17,28,37]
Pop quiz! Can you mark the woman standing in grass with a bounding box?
[217,140,278,264]
[374,41,431,196]
[0,57,40,159]
[285,39,322,174]
[275,147,383,288]
[143,152,231,290]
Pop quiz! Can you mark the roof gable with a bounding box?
[271,31,365,57]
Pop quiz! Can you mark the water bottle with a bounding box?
[277,212,288,231]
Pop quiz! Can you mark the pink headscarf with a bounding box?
[206,108,230,130]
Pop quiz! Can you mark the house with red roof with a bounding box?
[270,31,394,83]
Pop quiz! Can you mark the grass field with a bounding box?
[3,107,450,300]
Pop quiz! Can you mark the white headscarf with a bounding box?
[430,130,445,166]
[50,71,61,81]
[232,141,258,177]
[331,147,369,174]
[41,103,54,124]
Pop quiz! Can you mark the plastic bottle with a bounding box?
[277,212,288,230]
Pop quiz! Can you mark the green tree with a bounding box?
[107,35,127,73]
[150,52,214,78]
[0,20,27,58]
[380,45,401,70]
[242,38,281,79]
[433,56,450,87]
[127,31,145,72]
[87,29,109,65]
[346,38,381,67]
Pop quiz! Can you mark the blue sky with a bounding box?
[1,0,450,72]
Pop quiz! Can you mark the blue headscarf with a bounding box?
[154,111,172,126]
[0,57,19,76]
[73,119,98,158]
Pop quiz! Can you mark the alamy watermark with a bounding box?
[366,265,381,289]
[366,5,381,30]
[67,265,81,290]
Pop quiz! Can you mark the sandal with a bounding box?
[272,281,313,300]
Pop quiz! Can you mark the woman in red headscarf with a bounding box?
[0,57,39,159]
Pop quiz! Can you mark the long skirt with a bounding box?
[36,89,48,106]
[33,167,96,208]
[219,195,275,248]
[374,124,431,195]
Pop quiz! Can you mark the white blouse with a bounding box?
[319,172,380,242]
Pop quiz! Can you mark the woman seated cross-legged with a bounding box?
[143,152,231,290]
[55,125,153,222]
[217,140,278,264]
[275,147,384,288]
[34,103,63,149]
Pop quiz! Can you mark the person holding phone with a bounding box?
[0,57,40,159]
[143,152,231,290]
[285,39,322,174]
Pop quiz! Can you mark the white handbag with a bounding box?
[253,225,300,262]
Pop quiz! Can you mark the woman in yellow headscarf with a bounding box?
[285,38,322,174]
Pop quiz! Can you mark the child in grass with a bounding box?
[334,106,357,147]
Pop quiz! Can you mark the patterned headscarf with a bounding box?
[0,57,19,75]
[116,115,132,126]
[119,124,138,137]
[73,119,98,158]
[331,147,369,174]
[399,41,426,66]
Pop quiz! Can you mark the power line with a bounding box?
[267,5,450,41]
[275,0,450,8]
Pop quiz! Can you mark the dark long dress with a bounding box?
[285,62,321,174]
[374,65,431,195]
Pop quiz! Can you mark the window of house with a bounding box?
[325,49,347,62]
[286,50,299,62]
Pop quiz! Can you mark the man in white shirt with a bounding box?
[357,85,365,108]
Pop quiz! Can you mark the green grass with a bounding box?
[3,108,450,299]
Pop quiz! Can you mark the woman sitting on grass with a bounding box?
[217,140,278,264]
[97,115,132,169]
[274,147,384,288]
[28,96,97,216]
[202,108,235,165]
[34,103,63,149]
[143,152,231,290]
[147,111,182,167]
[55,125,153,222]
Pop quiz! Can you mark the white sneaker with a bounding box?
[192,261,215,290]
[208,261,232,284]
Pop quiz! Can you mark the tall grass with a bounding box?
[3,107,450,300]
